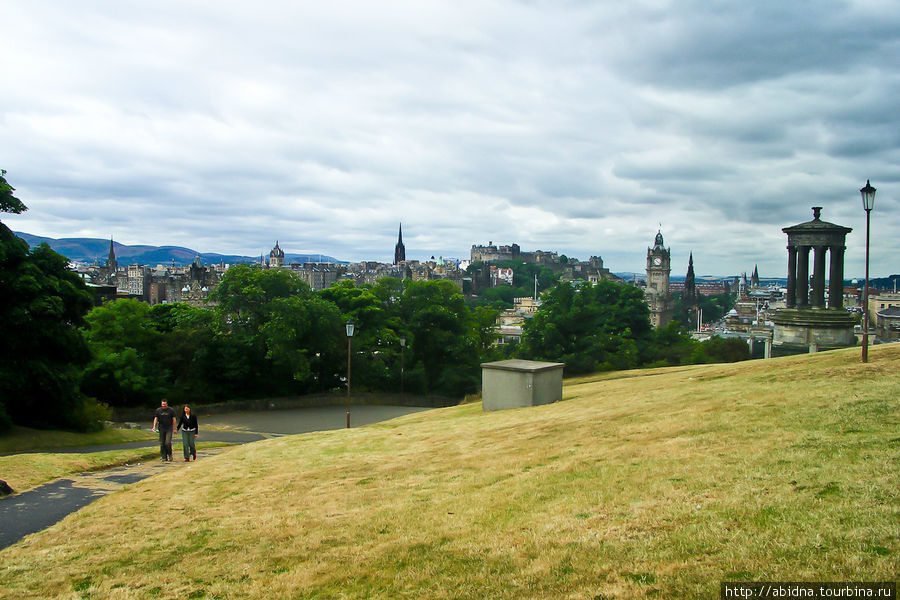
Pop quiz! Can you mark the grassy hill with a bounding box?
[2,345,897,599]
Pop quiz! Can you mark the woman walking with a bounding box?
[177,405,199,462]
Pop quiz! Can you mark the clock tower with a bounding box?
[646,230,673,328]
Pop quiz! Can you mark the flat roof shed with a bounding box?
[481,359,564,412]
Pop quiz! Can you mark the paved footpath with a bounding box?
[0,447,230,549]
[0,405,432,550]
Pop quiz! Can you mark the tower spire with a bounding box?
[394,223,406,264]
[107,237,117,271]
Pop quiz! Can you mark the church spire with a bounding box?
[394,223,406,265]
[107,237,117,272]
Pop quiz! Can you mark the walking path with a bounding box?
[0,446,230,549]
[0,405,432,550]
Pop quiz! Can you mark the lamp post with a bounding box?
[399,337,406,401]
[345,320,355,427]
[860,180,876,363]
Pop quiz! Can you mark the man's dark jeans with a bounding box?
[158,429,173,460]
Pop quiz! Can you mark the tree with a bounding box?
[472,306,500,355]
[0,169,27,215]
[81,299,165,406]
[148,303,216,401]
[260,296,345,391]
[645,320,698,366]
[400,280,480,396]
[520,280,652,374]
[0,170,102,430]
[690,336,750,364]
[0,223,100,430]
[203,265,315,398]
[211,264,311,329]
[319,280,405,391]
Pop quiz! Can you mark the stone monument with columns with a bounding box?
[772,207,855,350]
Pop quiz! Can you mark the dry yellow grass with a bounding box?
[1,345,897,599]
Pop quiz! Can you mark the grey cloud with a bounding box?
[1,1,898,276]
[607,2,900,90]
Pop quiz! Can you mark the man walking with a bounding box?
[152,399,177,462]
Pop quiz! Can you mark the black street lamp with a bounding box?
[860,180,876,363]
[399,336,406,401]
[345,320,355,427]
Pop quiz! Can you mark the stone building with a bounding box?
[125,264,151,301]
[291,263,343,291]
[867,292,900,331]
[471,242,521,263]
[269,241,285,268]
[875,306,900,342]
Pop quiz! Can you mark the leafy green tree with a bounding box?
[0,223,99,430]
[690,336,750,363]
[521,280,651,374]
[645,320,698,366]
[319,280,405,390]
[472,306,500,355]
[0,169,27,214]
[473,285,518,308]
[203,265,315,398]
[400,279,479,396]
[149,303,216,402]
[370,276,406,310]
[81,299,165,406]
[260,296,345,391]
[211,264,311,328]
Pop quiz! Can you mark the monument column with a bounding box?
[786,246,798,308]
[797,245,810,308]
[774,207,854,349]
[829,246,845,309]
[812,245,827,308]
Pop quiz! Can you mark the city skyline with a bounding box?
[1,2,897,277]
[14,228,892,283]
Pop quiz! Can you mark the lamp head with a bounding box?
[399,337,406,347]
[860,179,876,211]
[345,320,355,338]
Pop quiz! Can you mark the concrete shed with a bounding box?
[481,359,564,412]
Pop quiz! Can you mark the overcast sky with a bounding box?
[1,1,897,277]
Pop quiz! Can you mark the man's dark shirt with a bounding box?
[155,407,176,431]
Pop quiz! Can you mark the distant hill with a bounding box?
[14,232,343,267]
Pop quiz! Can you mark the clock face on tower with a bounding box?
[653,257,662,266]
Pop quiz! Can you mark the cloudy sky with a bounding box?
[1,1,897,277]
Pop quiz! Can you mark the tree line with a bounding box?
[1,170,747,432]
